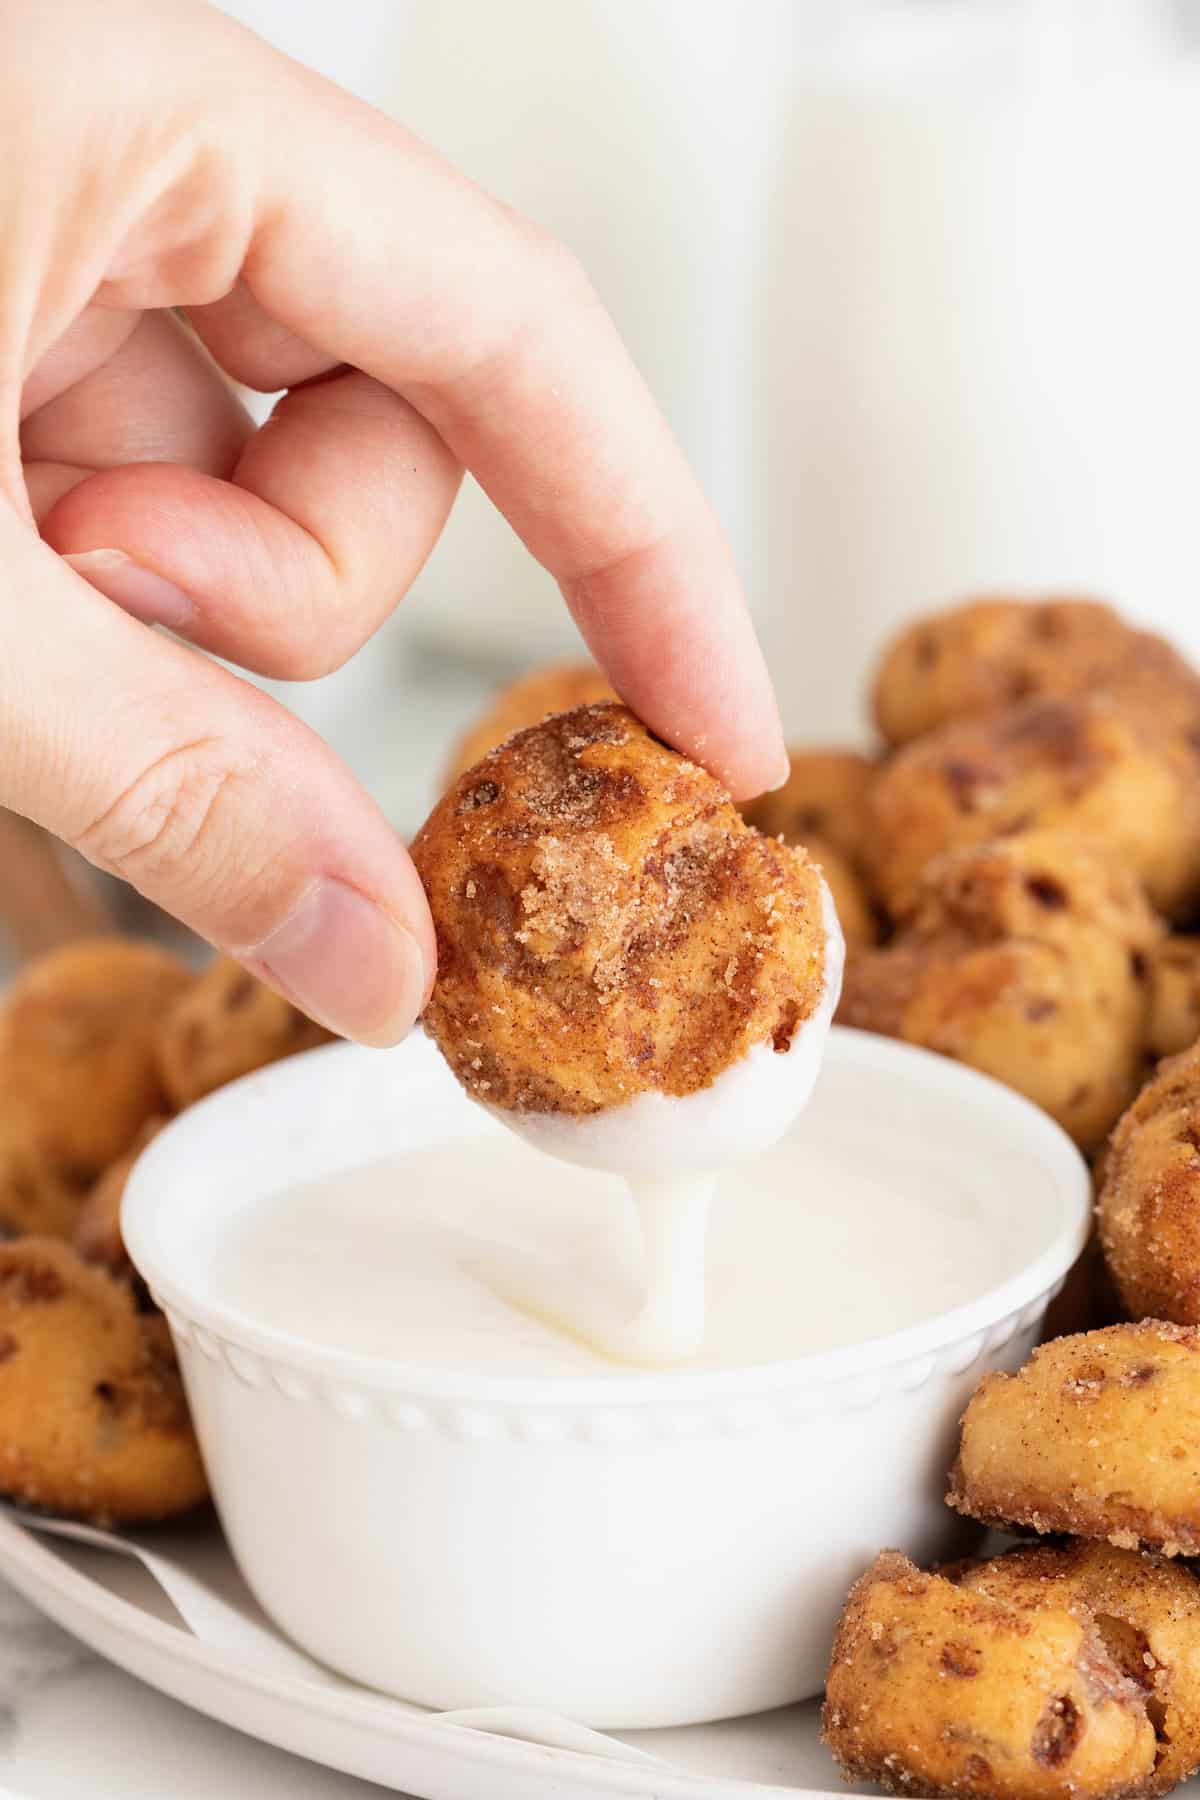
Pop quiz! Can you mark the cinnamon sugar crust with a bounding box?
[949,1323,1200,1557]
[838,832,1159,1150]
[1098,1041,1200,1326]
[948,1542,1200,1798]
[866,697,1200,921]
[0,1237,207,1524]
[412,704,828,1115]
[739,746,880,947]
[823,1549,1158,1800]
[872,596,1200,750]
[443,662,617,786]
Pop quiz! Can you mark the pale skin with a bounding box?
[1,0,788,1045]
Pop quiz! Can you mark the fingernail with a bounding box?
[242,878,429,1047]
[764,745,794,792]
[64,549,195,632]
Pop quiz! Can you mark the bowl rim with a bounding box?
[123,1027,1091,1410]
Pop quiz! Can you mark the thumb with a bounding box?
[1,521,434,1045]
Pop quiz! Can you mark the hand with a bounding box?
[1,0,788,1044]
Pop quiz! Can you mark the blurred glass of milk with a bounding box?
[765,0,1200,736]
[221,1,1200,739]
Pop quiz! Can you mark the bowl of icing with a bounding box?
[123,1025,1090,1730]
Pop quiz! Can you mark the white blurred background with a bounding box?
[162,1,1200,814]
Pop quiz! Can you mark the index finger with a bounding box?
[201,56,788,799]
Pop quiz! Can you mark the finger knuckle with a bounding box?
[76,735,251,894]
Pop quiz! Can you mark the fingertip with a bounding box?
[735,738,793,804]
[240,877,433,1048]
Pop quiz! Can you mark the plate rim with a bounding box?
[0,1509,831,1800]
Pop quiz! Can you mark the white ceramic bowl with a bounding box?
[124,1027,1090,1731]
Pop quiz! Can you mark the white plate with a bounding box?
[0,1508,853,1800]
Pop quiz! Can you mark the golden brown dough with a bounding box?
[872,596,1200,749]
[798,838,875,948]
[1147,938,1200,1061]
[740,747,876,868]
[739,748,880,947]
[0,1238,207,1523]
[866,697,1200,921]
[156,957,332,1110]
[74,1117,166,1281]
[948,1322,1200,1556]
[0,1120,91,1240]
[823,1549,1157,1800]
[951,1542,1200,1796]
[0,939,191,1176]
[444,662,617,785]
[412,703,830,1115]
[1098,1041,1200,1326]
[838,832,1160,1150]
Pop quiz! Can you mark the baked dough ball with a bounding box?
[872,596,1200,750]
[866,697,1200,921]
[823,1549,1157,1800]
[797,839,874,948]
[0,1122,91,1240]
[74,1117,166,1281]
[0,1238,207,1523]
[1147,938,1200,1061]
[838,833,1160,1150]
[444,662,617,785]
[0,939,191,1176]
[740,748,879,947]
[1097,1041,1200,1326]
[412,703,830,1115]
[156,957,332,1110]
[740,747,876,868]
[896,827,1158,956]
[948,1321,1200,1556]
[951,1542,1200,1796]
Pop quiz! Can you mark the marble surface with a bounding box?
[0,1576,401,1799]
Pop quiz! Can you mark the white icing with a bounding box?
[474,879,845,1363]
[212,1106,1039,1377]
[481,1174,714,1366]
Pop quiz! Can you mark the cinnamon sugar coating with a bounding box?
[0,1238,207,1524]
[1098,1041,1200,1327]
[740,747,880,947]
[1147,939,1200,1061]
[950,1542,1200,1798]
[0,1125,92,1240]
[444,662,617,785]
[156,957,332,1110]
[866,697,1200,921]
[412,704,828,1115]
[74,1116,166,1282]
[823,1549,1158,1800]
[793,837,874,949]
[839,832,1160,1150]
[949,1322,1200,1557]
[0,938,191,1178]
[740,746,876,867]
[872,596,1200,749]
